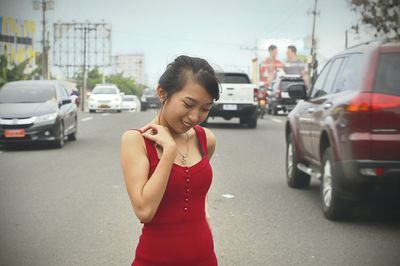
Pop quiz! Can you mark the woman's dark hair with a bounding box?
[158,55,220,102]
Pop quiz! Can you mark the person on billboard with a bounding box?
[260,44,284,88]
[284,45,309,85]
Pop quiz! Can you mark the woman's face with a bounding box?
[159,80,213,134]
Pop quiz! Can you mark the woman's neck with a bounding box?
[152,115,184,139]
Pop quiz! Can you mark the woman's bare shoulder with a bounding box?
[121,130,146,154]
[202,127,216,143]
[201,127,216,157]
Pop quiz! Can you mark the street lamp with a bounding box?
[33,0,54,80]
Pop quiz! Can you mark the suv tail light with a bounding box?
[347,92,400,112]
[275,89,281,98]
[253,88,259,102]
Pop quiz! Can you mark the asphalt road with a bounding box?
[1,110,399,266]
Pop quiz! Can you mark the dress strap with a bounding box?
[130,129,159,162]
[193,125,208,158]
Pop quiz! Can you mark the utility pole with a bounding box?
[309,0,319,82]
[78,26,96,112]
[33,0,54,79]
[53,22,112,111]
[241,40,269,85]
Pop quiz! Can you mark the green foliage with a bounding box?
[106,73,144,96]
[0,54,40,87]
[350,0,400,40]
[297,54,308,63]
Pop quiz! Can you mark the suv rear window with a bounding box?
[374,53,400,96]
[280,79,304,92]
[217,73,250,84]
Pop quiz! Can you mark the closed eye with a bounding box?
[183,101,193,108]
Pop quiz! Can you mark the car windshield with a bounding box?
[92,87,118,94]
[0,83,56,103]
[216,73,250,84]
[143,89,156,96]
[374,53,400,96]
[123,96,134,101]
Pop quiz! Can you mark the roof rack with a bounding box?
[346,38,391,50]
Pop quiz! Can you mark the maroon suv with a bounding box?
[285,40,400,220]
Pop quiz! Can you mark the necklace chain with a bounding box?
[176,132,189,165]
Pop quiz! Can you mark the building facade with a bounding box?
[112,54,146,85]
[0,16,36,65]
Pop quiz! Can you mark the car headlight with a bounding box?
[34,112,58,124]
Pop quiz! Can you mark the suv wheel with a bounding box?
[272,105,278,116]
[321,147,353,220]
[286,133,310,188]
[247,112,257,128]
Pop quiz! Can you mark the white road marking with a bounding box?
[222,194,235,199]
[101,113,109,116]
[272,118,283,123]
[112,185,120,188]
[81,117,93,122]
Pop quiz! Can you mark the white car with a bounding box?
[88,84,122,113]
[122,95,141,111]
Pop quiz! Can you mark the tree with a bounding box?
[350,0,400,40]
[106,73,144,96]
[0,54,40,86]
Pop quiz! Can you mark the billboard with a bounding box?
[257,38,308,87]
[0,16,36,65]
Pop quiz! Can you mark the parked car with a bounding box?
[140,89,160,111]
[207,72,258,128]
[122,95,141,111]
[267,75,305,115]
[88,84,122,113]
[0,80,78,148]
[285,40,400,220]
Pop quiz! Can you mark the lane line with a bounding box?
[272,118,283,123]
[81,117,93,122]
[101,113,109,116]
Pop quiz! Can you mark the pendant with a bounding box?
[181,156,187,165]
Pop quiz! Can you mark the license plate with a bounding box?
[4,129,25,138]
[281,92,290,98]
[99,104,110,108]
[223,104,237,110]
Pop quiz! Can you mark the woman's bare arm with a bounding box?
[120,126,177,223]
[204,128,216,229]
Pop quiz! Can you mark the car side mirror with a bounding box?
[61,99,72,105]
[287,84,307,100]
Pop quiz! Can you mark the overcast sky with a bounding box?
[1,0,371,87]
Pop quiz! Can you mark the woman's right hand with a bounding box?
[140,124,177,153]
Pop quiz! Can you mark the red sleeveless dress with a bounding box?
[132,125,218,266]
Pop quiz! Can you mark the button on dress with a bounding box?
[131,125,217,266]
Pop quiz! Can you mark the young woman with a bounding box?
[121,55,220,266]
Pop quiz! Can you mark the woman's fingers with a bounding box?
[141,131,157,142]
[141,123,163,133]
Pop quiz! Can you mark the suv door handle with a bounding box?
[307,107,315,113]
[324,102,333,109]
